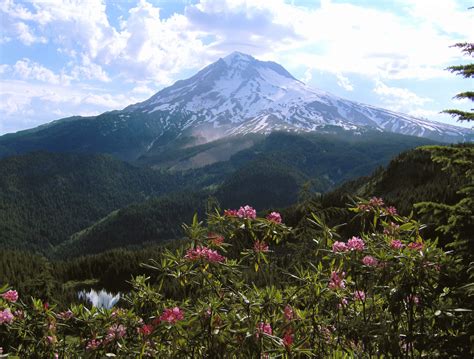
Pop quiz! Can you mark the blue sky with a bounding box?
[0,0,472,135]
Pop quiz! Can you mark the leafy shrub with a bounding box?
[1,199,471,357]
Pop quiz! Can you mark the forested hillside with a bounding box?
[0,152,179,252]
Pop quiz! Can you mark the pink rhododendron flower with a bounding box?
[1,290,18,302]
[266,211,282,223]
[160,307,184,324]
[86,339,102,350]
[390,239,404,249]
[369,197,384,206]
[283,305,294,321]
[385,206,397,216]
[256,322,272,338]
[223,209,238,217]
[347,236,365,251]
[362,255,378,266]
[282,329,294,347]
[0,309,14,324]
[329,271,346,290]
[57,310,74,320]
[208,232,224,246]
[237,205,257,219]
[332,241,348,252]
[384,222,400,236]
[138,324,153,336]
[337,298,349,309]
[354,290,366,301]
[105,324,126,342]
[253,240,269,253]
[184,246,226,263]
[408,242,424,251]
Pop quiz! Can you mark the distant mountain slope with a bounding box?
[0,52,471,162]
[0,152,179,252]
[56,132,438,257]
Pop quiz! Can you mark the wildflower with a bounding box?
[1,290,18,303]
[266,211,282,223]
[105,324,126,342]
[408,242,424,251]
[385,206,397,216]
[253,240,269,253]
[384,222,400,236]
[354,290,366,301]
[160,307,184,324]
[283,305,294,321]
[138,324,153,336]
[347,236,365,251]
[362,255,378,267]
[390,239,404,249]
[256,322,273,338]
[224,209,238,217]
[0,309,14,324]
[86,339,102,350]
[357,203,371,212]
[57,310,74,320]
[282,329,294,348]
[337,298,348,309]
[184,246,226,263]
[369,197,384,206]
[208,232,224,246]
[328,271,346,290]
[332,241,348,252]
[237,205,257,219]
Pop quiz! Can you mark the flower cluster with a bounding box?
[256,322,273,338]
[1,290,18,303]
[362,255,378,267]
[184,246,226,263]
[160,307,184,324]
[332,237,365,253]
[347,236,365,251]
[253,240,269,253]
[237,205,257,219]
[354,290,366,301]
[329,271,346,290]
[283,305,294,321]
[105,324,126,342]
[266,211,282,223]
[408,242,424,251]
[207,232,224,246]
[0,308,14,324]
[390,239,404,249]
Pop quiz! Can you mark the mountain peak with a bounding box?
[222,51,255,65]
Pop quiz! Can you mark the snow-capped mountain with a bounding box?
[0,52,471,162]
[125,51,471,142]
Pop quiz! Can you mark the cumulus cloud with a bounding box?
[373,79,432,112]
[13,58,66,84]
[336,73,354,91]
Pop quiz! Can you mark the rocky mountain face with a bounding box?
[1,52,472,161]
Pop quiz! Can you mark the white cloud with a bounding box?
[12,58,66,84]
[336,73,354,91]
[14,22,47,45]
[0,79,148,133]
[373,79,432,112]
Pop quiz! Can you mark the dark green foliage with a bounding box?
[54,192,205,258]
[0,152,179,252]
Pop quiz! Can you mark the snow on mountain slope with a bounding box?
[124,51,471,143]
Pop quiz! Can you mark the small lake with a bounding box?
[77,289,120,309]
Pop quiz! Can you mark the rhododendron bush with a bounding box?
[0,200,471,357]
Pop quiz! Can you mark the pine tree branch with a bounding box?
[454,91,474,101]
[446,64,474,78]
[441,109,474,122]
